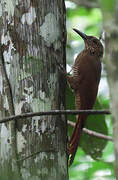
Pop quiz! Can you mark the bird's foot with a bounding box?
[67,142,77,166]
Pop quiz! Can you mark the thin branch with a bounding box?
[17,150,56,162]
[17,118,113,162]
[0,48,15,115]
[68,120,113,141]
[0,48,19,172]
[0,110,110,124]
[10,110,112,163]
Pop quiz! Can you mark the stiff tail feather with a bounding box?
[68,115,87,165]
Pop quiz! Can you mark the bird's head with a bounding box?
[73,28,103,58]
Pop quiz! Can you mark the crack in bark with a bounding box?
[0,46,21,178]
[0,47,15,115]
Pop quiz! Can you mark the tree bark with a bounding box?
[0,0,68,179]
[100,1,118,179]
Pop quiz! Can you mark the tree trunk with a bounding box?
[0,0,68,179]
[101,1,118,179]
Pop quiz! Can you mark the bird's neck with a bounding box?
[85,47,102,58]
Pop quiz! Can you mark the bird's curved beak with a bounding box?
[73,28,88,40]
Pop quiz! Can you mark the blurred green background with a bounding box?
[65,1,115,179]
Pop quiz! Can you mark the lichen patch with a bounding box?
[0,123,11,161]
[40,13,59,46]
[21,7,36,25]
[17,131,26,153]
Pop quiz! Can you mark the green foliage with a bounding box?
[69,141,115,180]
[99,95,110,109]
[81,100,108,160]
[101,0,115,12]
[66,5,102,67]
[67,7,102,22]
[67,7,102,39]
[67,7,90,18]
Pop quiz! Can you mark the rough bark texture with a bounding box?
[0,0,68,179]
[100,0,118,178]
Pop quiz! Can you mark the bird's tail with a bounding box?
[68,114,87,165]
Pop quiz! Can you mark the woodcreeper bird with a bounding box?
[67,29,104,165]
